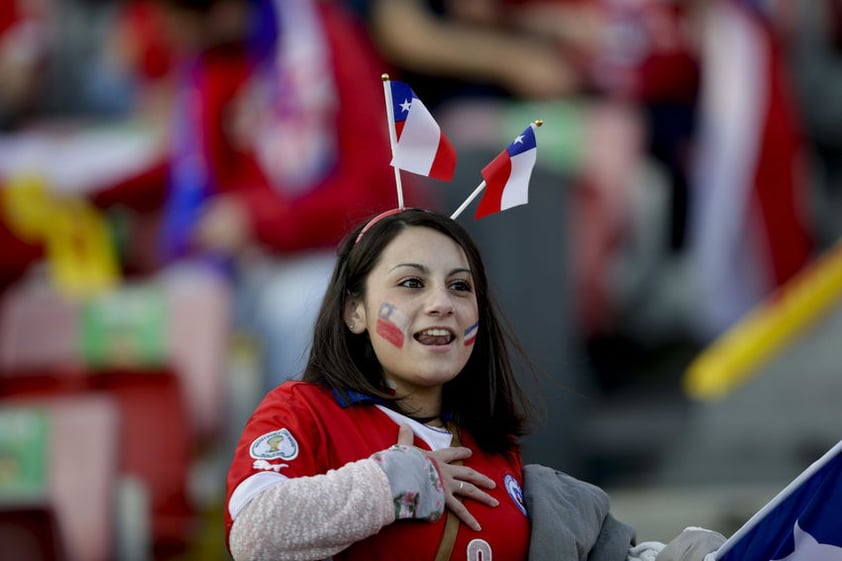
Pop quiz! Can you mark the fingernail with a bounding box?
[491,499,499,506]
[473,523,482,531]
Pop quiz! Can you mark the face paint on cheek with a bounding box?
[464,321,479,346]
[376,302,409,349]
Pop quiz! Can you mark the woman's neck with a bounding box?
[406,413,444,427]
[387,382,443,424]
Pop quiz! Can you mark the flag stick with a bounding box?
[381,74,404,209]
[450,181,486,220]
[449,119,542,220]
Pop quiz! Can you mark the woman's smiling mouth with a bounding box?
[414,328,456,346]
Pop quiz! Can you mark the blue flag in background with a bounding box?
[716,441,842,561]
[159,58,212,262]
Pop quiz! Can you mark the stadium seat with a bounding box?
[0,395,119,561]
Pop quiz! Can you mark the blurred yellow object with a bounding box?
[685,240,842,400]
[1,174,119,298]
[45,197,119,297]
[1,174,55,242]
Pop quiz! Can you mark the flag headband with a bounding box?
[356,76,542,245]
[354,208,407,244]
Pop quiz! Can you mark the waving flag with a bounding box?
[474,123,538,219]
[687,0,811,340]
[387,80,456,181]
[716,440,842,561]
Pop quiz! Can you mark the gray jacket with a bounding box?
[523,464,636,561]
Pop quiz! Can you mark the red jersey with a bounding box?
[226,381,530,561]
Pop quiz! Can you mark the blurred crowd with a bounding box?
[0,0,840,560]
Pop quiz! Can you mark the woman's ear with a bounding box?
[343,296,367,334]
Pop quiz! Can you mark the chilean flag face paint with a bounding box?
[376,302,408,349]
[463,321,479,346]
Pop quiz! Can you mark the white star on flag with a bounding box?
[385,79,456,181]
[772,523,842,561]
[714,440,842,561]
[472,122,538,219]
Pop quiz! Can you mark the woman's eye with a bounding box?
[449,280,472,292]
[399,278,424,288]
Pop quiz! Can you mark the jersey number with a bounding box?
[467,538,492,561]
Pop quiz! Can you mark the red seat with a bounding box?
[90,369,194,556]
[0,395,119,561]
[0,268,232,443]
[0,370,194,559]
[0,269,233,557]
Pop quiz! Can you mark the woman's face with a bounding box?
[346,226,479,409]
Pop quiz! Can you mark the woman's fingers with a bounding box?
[447,495,483,531]
[451,465,496,490]
[445,481,499,532]
[454,478,499,508]
[428,445,473,464]
[392,424,498,530]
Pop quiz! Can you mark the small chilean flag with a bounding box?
[388,80,456,181]
[474,123,538,219]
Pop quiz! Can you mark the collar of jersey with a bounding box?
[332,389,389,408]
[331,388,454,423]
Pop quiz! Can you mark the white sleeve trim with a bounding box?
[229,471,288,520]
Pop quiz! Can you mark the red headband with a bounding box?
[354,208,406,244]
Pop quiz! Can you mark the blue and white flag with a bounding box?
[716,440,842,561]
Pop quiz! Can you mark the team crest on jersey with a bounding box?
[249,428,299,461]
[504,473,527,516]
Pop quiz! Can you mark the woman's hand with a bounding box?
[396,424,498,531]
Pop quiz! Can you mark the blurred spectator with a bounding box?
[350,0,588,109]
[782,0,842,249]
[0,0,177,127]
[155,0,404,392]
[351,0,699,108]
[1,0,404,391]
[0,0,49,130]
[0,0,182,292]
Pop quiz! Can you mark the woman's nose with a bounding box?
[426,286,454,315]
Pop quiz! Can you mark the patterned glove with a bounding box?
[371,444,445,522]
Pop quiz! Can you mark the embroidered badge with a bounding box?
[504,473,527,516]
[249,428,299,461]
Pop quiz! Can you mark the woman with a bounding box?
[224,207,725,561]
[226,207,532,560]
